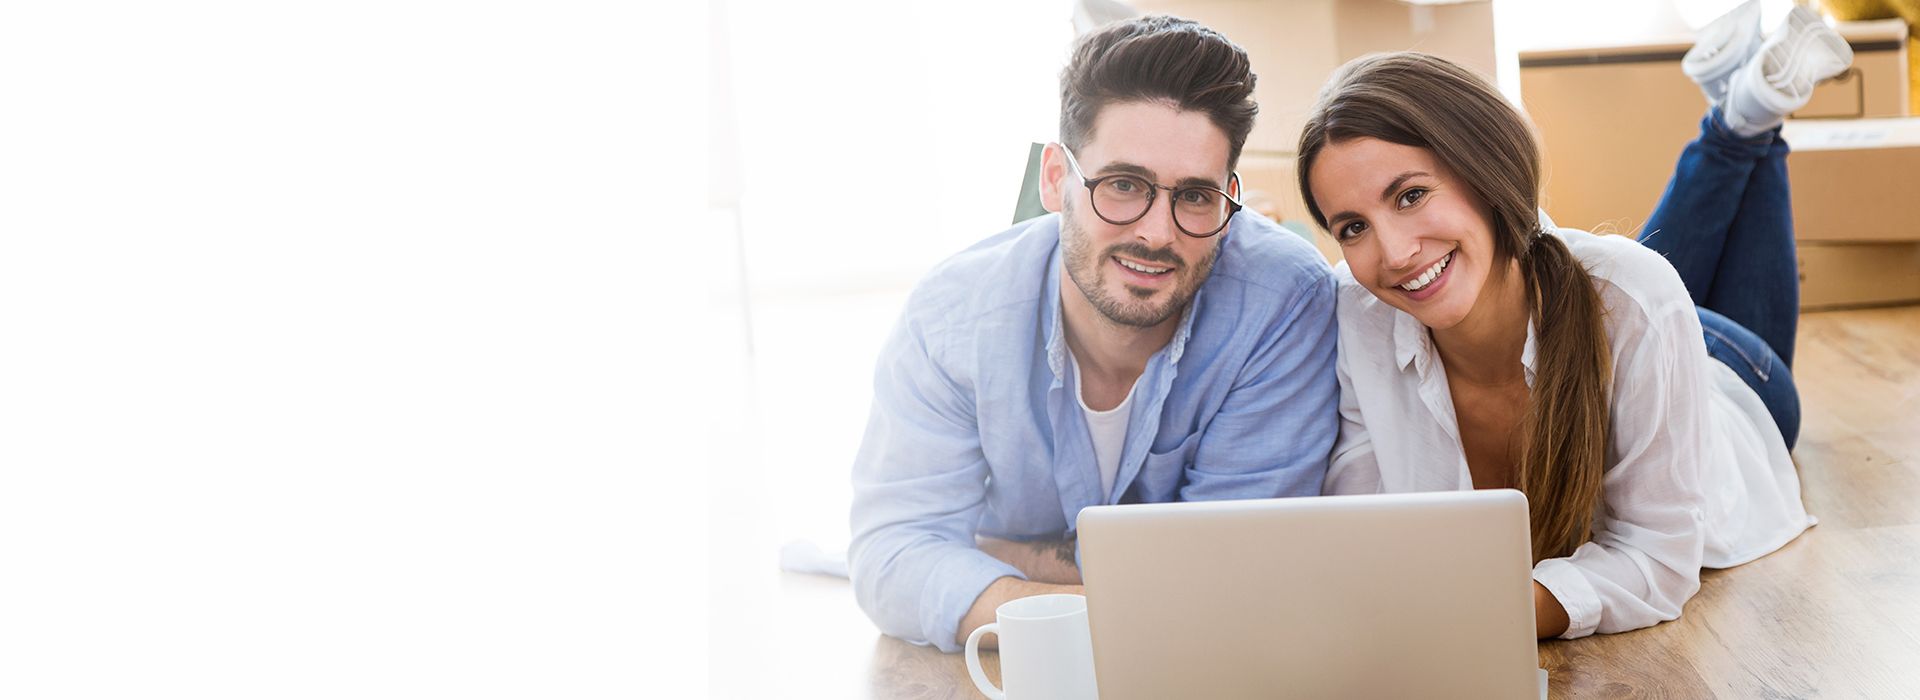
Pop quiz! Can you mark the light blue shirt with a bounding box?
[848,211,1339,652]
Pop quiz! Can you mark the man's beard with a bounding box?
[1059,205,1219,328]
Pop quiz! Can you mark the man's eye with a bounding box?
[1398,188,1427,208]
[1108,178,1141,193]
[1177,189,1216,206]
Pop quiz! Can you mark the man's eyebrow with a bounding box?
[1175,175,1225,190]
[1092,160,1156,180]
[1094,160,1225,189]
[1380,171,1431,201]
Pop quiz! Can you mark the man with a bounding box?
[848,16,1338,652]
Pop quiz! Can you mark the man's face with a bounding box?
[1043,101,1234,329]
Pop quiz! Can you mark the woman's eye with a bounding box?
[1337,221,1367,241]
[1397,188,1427,208]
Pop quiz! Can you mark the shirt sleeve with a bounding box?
[1324,345,1383,495]
[1531,299,1709,639]
[1179,267,1339,501]
[847,306,1025,653]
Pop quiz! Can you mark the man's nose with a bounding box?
[1132,192,1180,247]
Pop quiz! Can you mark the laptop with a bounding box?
[1077,489,1546,699]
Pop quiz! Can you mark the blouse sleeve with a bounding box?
[1324,339,1384,495]
[1531,295,1711,638]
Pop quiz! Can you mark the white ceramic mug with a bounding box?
[964,593,1099,700]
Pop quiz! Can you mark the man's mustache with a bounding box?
[1105,242,1183,269]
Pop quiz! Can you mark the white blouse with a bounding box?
[1326,225,1814,639]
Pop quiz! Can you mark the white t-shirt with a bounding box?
[1069,347,1136,502]
[1326,226,1813,640]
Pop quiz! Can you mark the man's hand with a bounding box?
[977,534,1083,585]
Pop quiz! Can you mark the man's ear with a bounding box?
[1039,142,1068,213]
[1228,172,1242,201]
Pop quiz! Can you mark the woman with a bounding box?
[1297,6,1848,639]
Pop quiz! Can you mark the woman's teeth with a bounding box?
[1399,252,1452,292]
[1117,258,1171,275]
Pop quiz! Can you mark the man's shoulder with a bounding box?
[1205,212,1335,312]
[902,215,1057,329]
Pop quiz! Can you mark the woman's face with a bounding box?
[1307,137,1501,331]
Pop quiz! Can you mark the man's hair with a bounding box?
[1059,16,1259,172]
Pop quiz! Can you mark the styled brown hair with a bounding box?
[1296,52,1611,563]
[1059,15,1259,172]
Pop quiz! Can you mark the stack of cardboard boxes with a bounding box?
[1521,19,1918,310]
[1781,117,1920,307]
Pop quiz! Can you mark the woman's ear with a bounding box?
[1039,143,1068,213]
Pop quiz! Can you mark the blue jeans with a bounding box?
[1637,109,1801,449]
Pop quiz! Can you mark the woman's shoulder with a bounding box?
[1554,227,1665,276]
[1551,227,1695,321]
[1545,227,1706,377]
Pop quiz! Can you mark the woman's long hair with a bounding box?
[1296,52,1611,562]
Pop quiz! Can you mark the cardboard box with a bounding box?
[1131,0,1494,164]
[1799,242,1920,310]
[1520,19,1910,236]
[1781,117,1920,243]
[1520,22,1917,309]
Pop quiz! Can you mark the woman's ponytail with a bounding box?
[1517,231,1610,562]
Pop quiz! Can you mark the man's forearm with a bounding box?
[957,576,1085,649]
[976,535,1083,585]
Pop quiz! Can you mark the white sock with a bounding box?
[1683,0,1765,106]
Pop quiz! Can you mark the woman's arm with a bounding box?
[1533,581,1570,638]
[1529,283,1713,639]
[1325,345,1384,495]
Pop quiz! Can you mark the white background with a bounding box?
[0,1,693,697]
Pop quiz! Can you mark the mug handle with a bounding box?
[965,623,1006,700]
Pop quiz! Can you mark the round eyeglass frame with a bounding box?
[1058,143,1244,238]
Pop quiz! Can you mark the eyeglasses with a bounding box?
[1059,144,1243,238]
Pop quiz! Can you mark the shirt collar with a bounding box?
[1391,308,1427,374]
[1044,246,1067,382]
[1520,317,1539,388]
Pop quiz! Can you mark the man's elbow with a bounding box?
[847,544,929,646]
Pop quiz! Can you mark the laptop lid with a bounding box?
[1077,490,1539,699]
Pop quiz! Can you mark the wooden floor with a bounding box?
[735,305,1920,699]
[1536,305,1920,698]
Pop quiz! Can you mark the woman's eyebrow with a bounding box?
[1380,170,1431,200]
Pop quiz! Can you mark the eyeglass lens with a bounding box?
[1090,175,1232,236]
